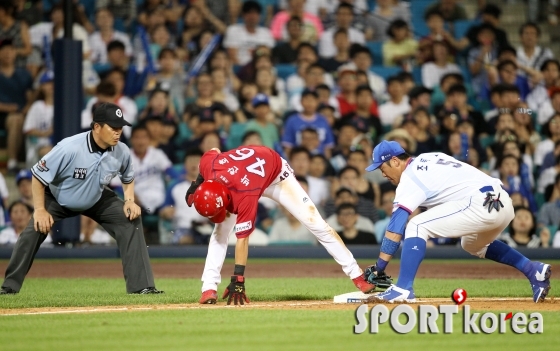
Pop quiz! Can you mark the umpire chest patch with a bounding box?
[73,168,87,180]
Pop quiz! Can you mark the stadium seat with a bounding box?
[410,1,436,20]
[226,122,247,150]
[411,18,430,38]
[275,64,297,80]
[454,20,475,40]
[369,66,402,80]
[412,66,422,85]
[365,42,383,65]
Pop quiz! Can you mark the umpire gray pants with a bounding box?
[1,188,155,293]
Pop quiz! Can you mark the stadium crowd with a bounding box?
[0,0,559,248]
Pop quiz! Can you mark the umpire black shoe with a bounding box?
[130,287,164,294]
[0,287,18,295]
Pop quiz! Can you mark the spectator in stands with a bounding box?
[467,4,510,50]
[176,5,207,60]
[346,149,382,207]
[144,48,185,115]
[0,201,51,246]
[436,83,487,136]
[96,0,136,30]
[309,153,330,179]
[241,130,264,146]
[283,89,335,158]
[378,75,410,127]
[105,40,148,97]
[319,28,350,73]
[535,114,560,169]
[188,0,227,35]
[0,38,32,173]
[207,49,241,92]
[324,187,377,224]
[385,128,417,155]
[541,141,560,174]
[243,94,279,149]
[316,86,340,119]
[160,148,211,245]
[319,3,365,59]
[199,130,224,153]
[408,107,439,154]
[272,16,303,64]
[184,73,221,123]
[299,127,322,155]
[513,102,541,154]
[468,23,499,97]
[496,154,526,193]
[489,138,534,178]
[223,1,274,66]
[374,187,396,242]
[289,63,331,111]
[15,169,32,208]
[0,0,31,70]
[255,68,287,118]
[421,41,461,90]
[23,71,53,168]
[211,68,240,115]
[270,0,323,44]
[487,60,535,101]
[538,173,560,231]
[89,8,133,65]
[430,72,466,111]
[330,123,359,172]
[382,19,418,68]
[537,87,560,129]
[236,81,259,121]
[516,22,554,74]
[268,176,317,245]
[236,45,272,83]
[369,0,411,42]
[349,45,386,102]
[538,154,560,194]
[425,0,467,22]
[418,9,466,64]
[82,69,138,139]
[288,147,329,207]
[13,0,42,27]
[339,85,382,141]
[335,203,376,244]
[527,59,560,124]
[400,86,433,126]
[499,206,549,248]
[127,125,172,217]
[336,65,378,117]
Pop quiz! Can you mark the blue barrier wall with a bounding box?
[0,246,558,260]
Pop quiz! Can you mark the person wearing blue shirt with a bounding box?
[281,88,335,159]
[0,103,163,295]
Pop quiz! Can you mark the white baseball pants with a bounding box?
[405,186,515,258]
[201,158,363,292]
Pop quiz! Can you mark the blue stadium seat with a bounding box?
[411,18,430,38]
[226,123,247,150]
[412,66,422,85]
[275,64,297,80]
[410,1,436,20]
[369,66,402,80]
[365,42,383,65]
[454,20,475,39]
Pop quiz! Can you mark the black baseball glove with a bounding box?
[185,173,205,207]
[222,275,250,305]
[364,264,393,290]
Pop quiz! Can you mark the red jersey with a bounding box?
[199,146,283,238]
[336,94,379,117]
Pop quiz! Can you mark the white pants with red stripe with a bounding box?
[405,187,515,258]
[201,158,363,292]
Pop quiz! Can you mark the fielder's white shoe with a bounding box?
[367,285,416,303]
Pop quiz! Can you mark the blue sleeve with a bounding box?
[386,207,410,236]
[281,117,296,147]
[30,144,71,186]
[119,149,134,184]
[323,120,335,147]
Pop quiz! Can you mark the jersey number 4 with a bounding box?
[229,148,267,177]
[436,159,462,168]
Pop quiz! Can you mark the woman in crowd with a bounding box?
[498,206,550,248]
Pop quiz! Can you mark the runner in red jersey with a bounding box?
[186,146,378,305]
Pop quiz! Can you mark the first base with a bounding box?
[333,291,375,304]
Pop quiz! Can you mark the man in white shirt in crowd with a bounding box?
[378,75,410,127]
[88,8,133,65]
[319,3,365,58]
[516,22,553,74]
[159,148,210,245]
[349,45,386,102]
[223,1,275,66]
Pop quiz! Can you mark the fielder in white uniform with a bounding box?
[362,141,552,303]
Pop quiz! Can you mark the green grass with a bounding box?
[1,309,558,351]
[0,277,558,309]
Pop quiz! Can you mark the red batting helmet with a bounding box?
[193,180,232,224]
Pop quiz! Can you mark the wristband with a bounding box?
[124,199,134,202]
[234,264,245,276]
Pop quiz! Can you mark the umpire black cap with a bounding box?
[93,102,132,128]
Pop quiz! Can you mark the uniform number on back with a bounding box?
[436,159,462,168]
[228,148,267,177]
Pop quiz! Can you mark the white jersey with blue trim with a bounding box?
[394,152,503,214]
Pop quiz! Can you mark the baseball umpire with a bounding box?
[0,102,163,295]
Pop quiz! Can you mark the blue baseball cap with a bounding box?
[365,140,406,172]
[16,169,32,185]
[252,93,269,107]
[39,70,54,84]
